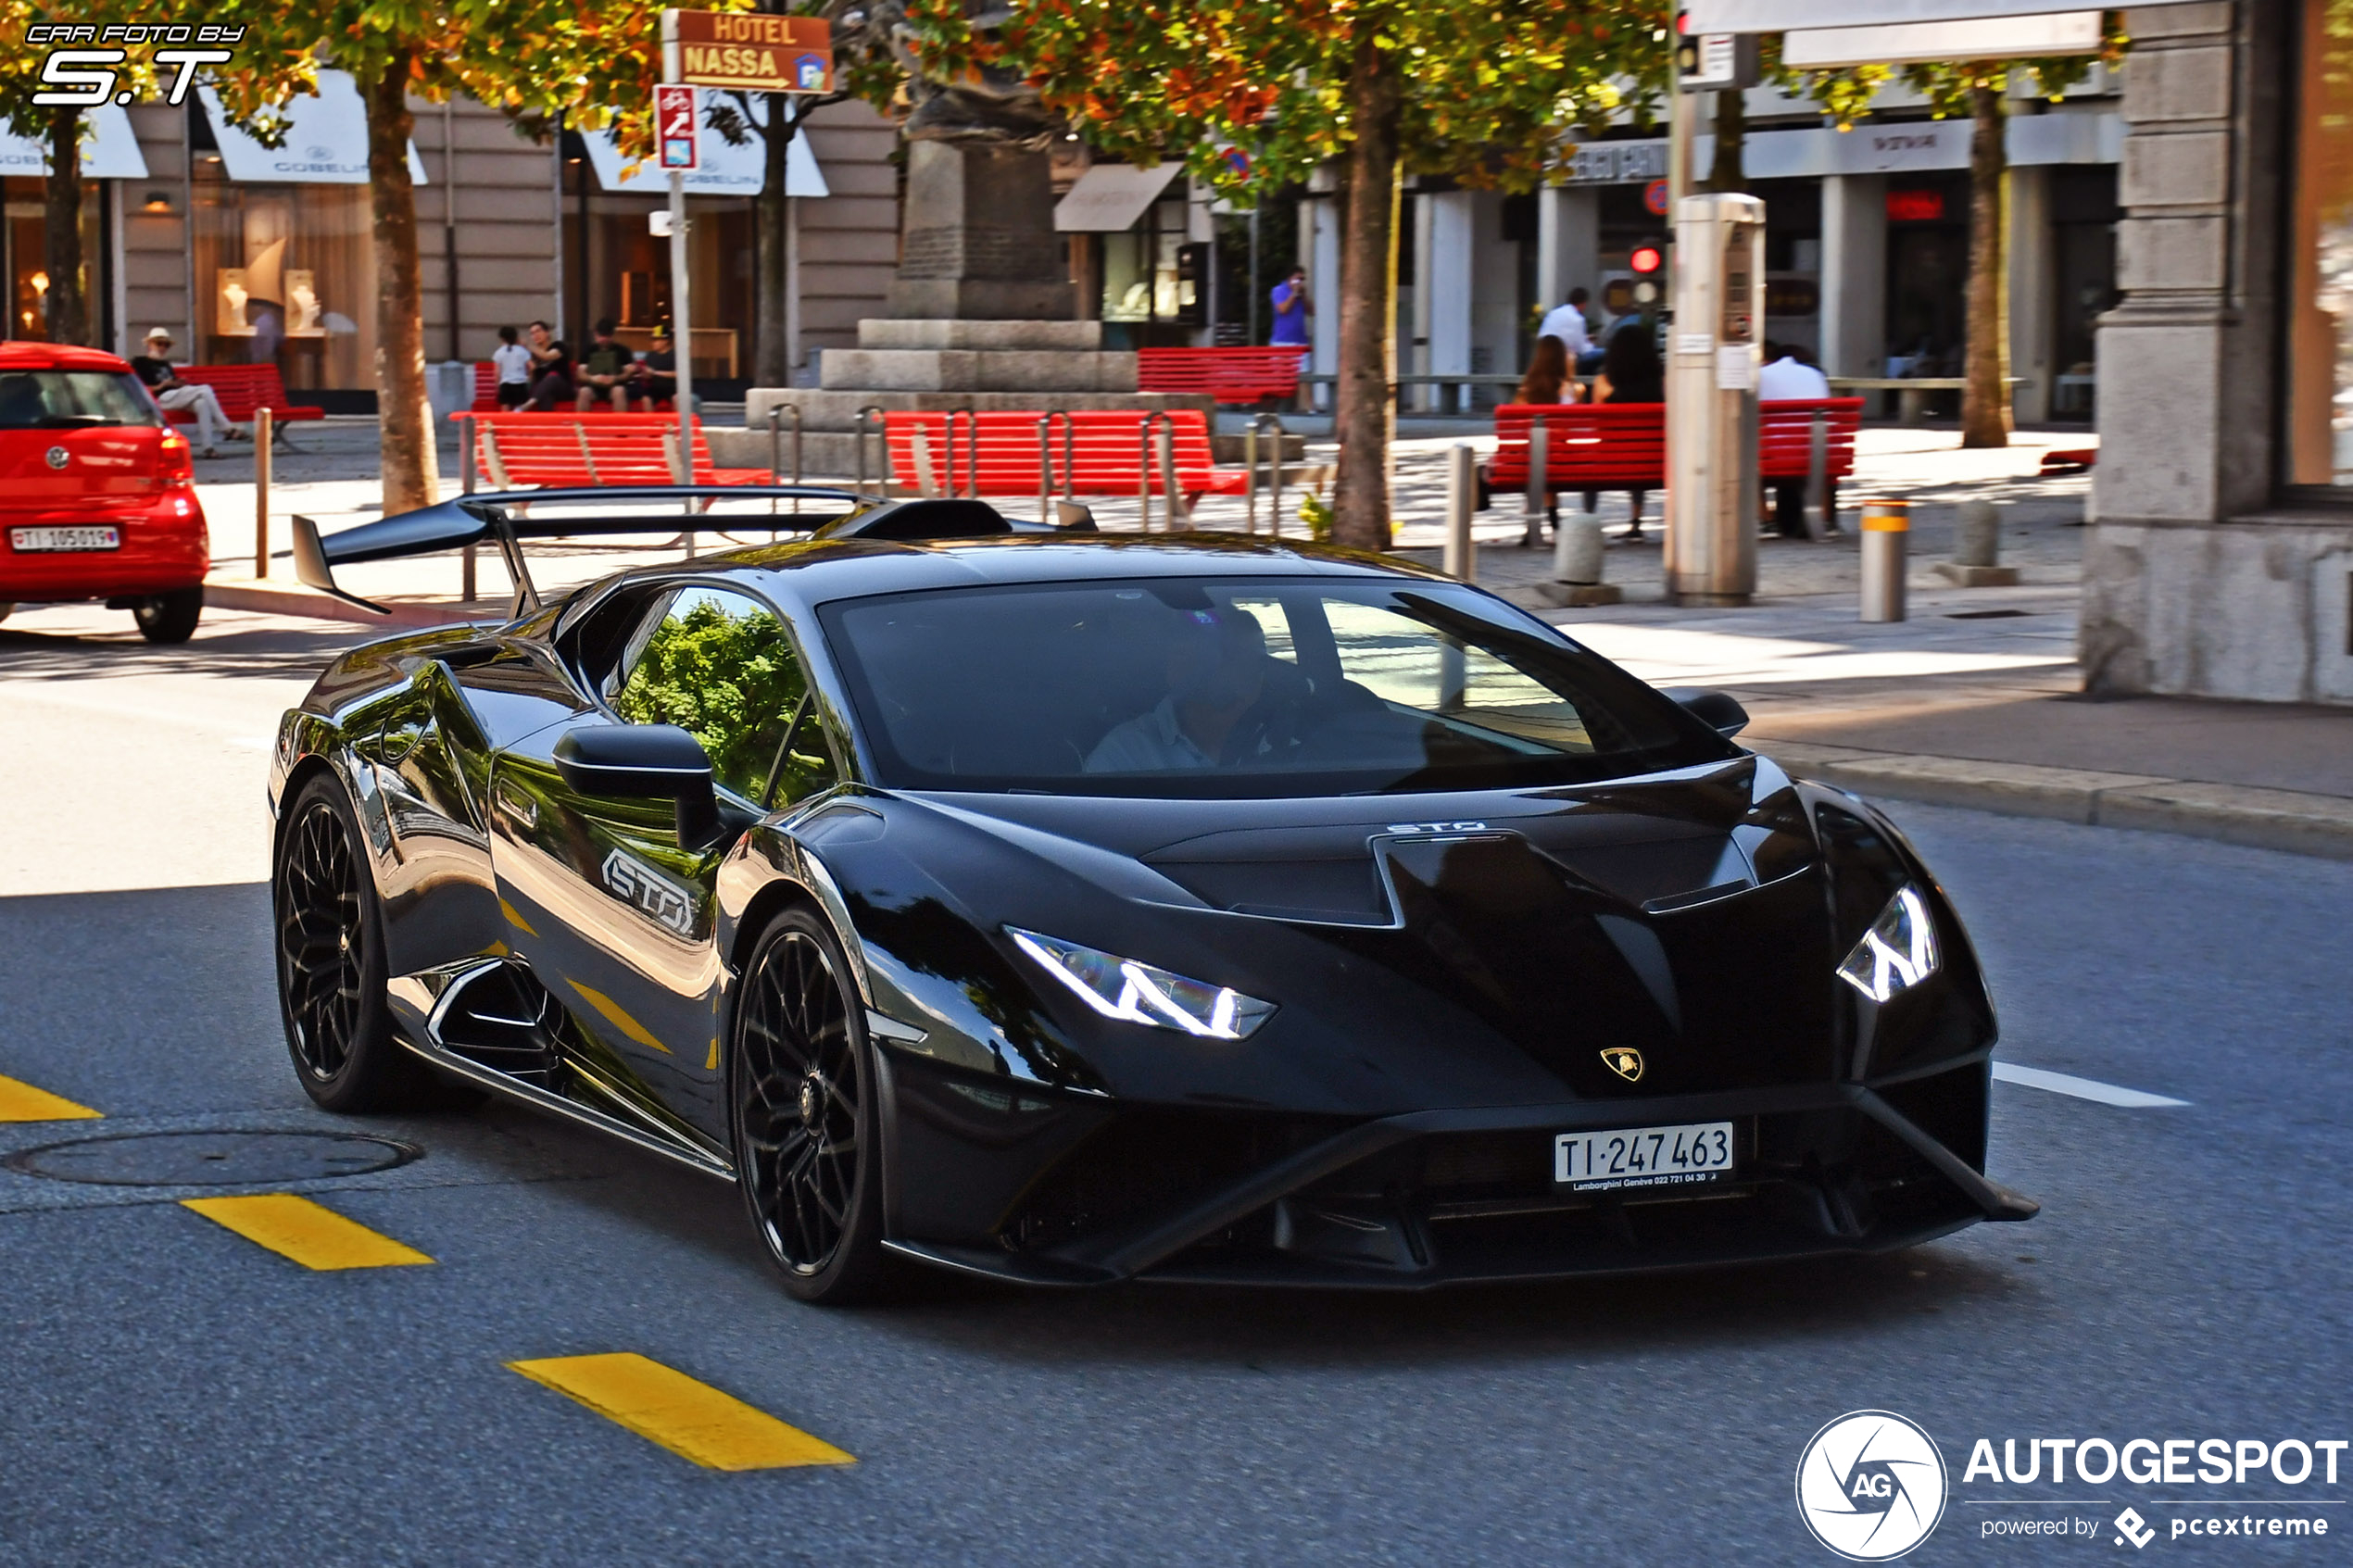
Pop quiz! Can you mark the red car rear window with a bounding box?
[0,370,159,430]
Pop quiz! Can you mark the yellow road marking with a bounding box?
[566,980,673,1054]
[181,1194,434,1271]
[0,1073,102,1122]
[507,1353,855,1471]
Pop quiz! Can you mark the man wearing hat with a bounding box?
[129,331,245,458]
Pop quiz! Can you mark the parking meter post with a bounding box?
[1860,499,1909,621]
[1524,414,1548,547]
[254,407,271,577]
[1666,192,1765,606]
[1444,443,1477,583]
[458,413,476,600]
[661,15,695,484]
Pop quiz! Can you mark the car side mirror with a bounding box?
[1667,687,1750,739]
[554,724,723,850]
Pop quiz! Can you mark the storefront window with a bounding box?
[2289,0,2353,485]
[4,177,102,341]
[189,163,375,390]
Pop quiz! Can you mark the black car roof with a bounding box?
[685,532,1453,608]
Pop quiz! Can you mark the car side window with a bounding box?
[766,696,841,809]
[607,586,807,803]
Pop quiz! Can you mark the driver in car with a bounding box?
[1086,608,1275,771]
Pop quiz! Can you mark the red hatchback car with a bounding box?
[0,341,209,643]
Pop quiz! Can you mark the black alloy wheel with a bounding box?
[273,775,434,1112]
[132,586,202,644]
[733,908,888,1303]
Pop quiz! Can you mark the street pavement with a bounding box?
[1,605,2348,1564]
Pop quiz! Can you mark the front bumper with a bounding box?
[881,1055,2033,1290]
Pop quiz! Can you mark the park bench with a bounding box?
[1486,398,1862,530]
[163,362,324,444]
[455,413,766,489]
[1137,347,1304,405]
[470,359,675,414]
[880,408,1257,520]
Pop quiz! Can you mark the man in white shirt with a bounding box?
[1536,288,1593,366]
[1086,609,1273,773]
[1757,344,1836,538]
[1757,345,1831,402]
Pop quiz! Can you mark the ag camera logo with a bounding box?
[1796,1410,1949,1561]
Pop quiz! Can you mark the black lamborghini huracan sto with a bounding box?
[270,487,2033,1302]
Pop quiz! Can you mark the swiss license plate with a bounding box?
[10,526,120,553]
[1554,1121,1735,1192]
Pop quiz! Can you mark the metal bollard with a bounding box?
[1523,414,1548,548]
[254,407,271,577]
[1859,499,1909,622]
[1443,443,1477,583]
[459,412,476,601]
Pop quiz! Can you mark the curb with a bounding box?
[1760,741,2353,861]
[203,575,491,630]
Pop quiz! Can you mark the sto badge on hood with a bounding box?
[1600,1047,1645,1083]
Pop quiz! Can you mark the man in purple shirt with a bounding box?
[1269,268,1311,346]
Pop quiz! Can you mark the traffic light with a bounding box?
[1629,240,1667,308]
[1674,9,1701,76]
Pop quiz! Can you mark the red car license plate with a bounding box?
[9,526,121,552]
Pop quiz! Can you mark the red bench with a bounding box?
[1137,347,1304,405]
[882,409,1252,517]
[1489,398,1863,528]
[161,362,324,443]
[471,359,674,413]
[457,413,765,489]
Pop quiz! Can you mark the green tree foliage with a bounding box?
[883,0,1671,550]
[611,598,806,799]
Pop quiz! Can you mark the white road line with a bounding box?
[1993,1060,2190,1109]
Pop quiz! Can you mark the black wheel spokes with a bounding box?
[279,803,364,1080]
[741,931,860,1274]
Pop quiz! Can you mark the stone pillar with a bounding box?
[1427,190,1476,409]
[1536,185,1600,311]
[2084,0,2353,706]
[1820,173,1886,385]
[887,141,1076,320]
[1308,178,1342,412]
[2007,163,2055,424]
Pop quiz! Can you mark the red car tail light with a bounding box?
[157,430,195,488]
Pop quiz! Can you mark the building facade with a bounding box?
[2085,0,2353,706]
[5,83,901,406]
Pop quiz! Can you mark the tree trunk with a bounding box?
[367,51,438,515]
[43,107,89,345]
[1331,16,1403,553]
[754,96,794,386]
[1705,87,1745,194]
[1960,77,2010,449]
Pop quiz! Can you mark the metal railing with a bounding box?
[1243,412,1285,536]
[1036,411,1075,524]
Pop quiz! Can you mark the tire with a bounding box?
[272,772,439,1112]
[133,586,202,644]
[731,906,890,1304]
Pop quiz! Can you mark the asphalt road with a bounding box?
[2,601,2347,1566]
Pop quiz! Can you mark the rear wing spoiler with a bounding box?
[291,487,1087,617]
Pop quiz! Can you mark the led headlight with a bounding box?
[1007,928,1275,1040]
[1836,884,1941,1003]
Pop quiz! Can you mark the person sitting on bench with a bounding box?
[630,326,679,408]
[576,320,639,412]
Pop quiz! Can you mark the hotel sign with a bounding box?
[669,10,833,94]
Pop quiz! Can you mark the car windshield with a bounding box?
[820,576,1740,798]
[0,370,158,429]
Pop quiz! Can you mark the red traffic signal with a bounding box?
[1629,243,1666,275]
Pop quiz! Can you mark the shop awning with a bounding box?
[0,104,147,180]
[582,93,828,197]
[1054,162,1184,232]
[199,71,426,185]
[1690,0,2201,27]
